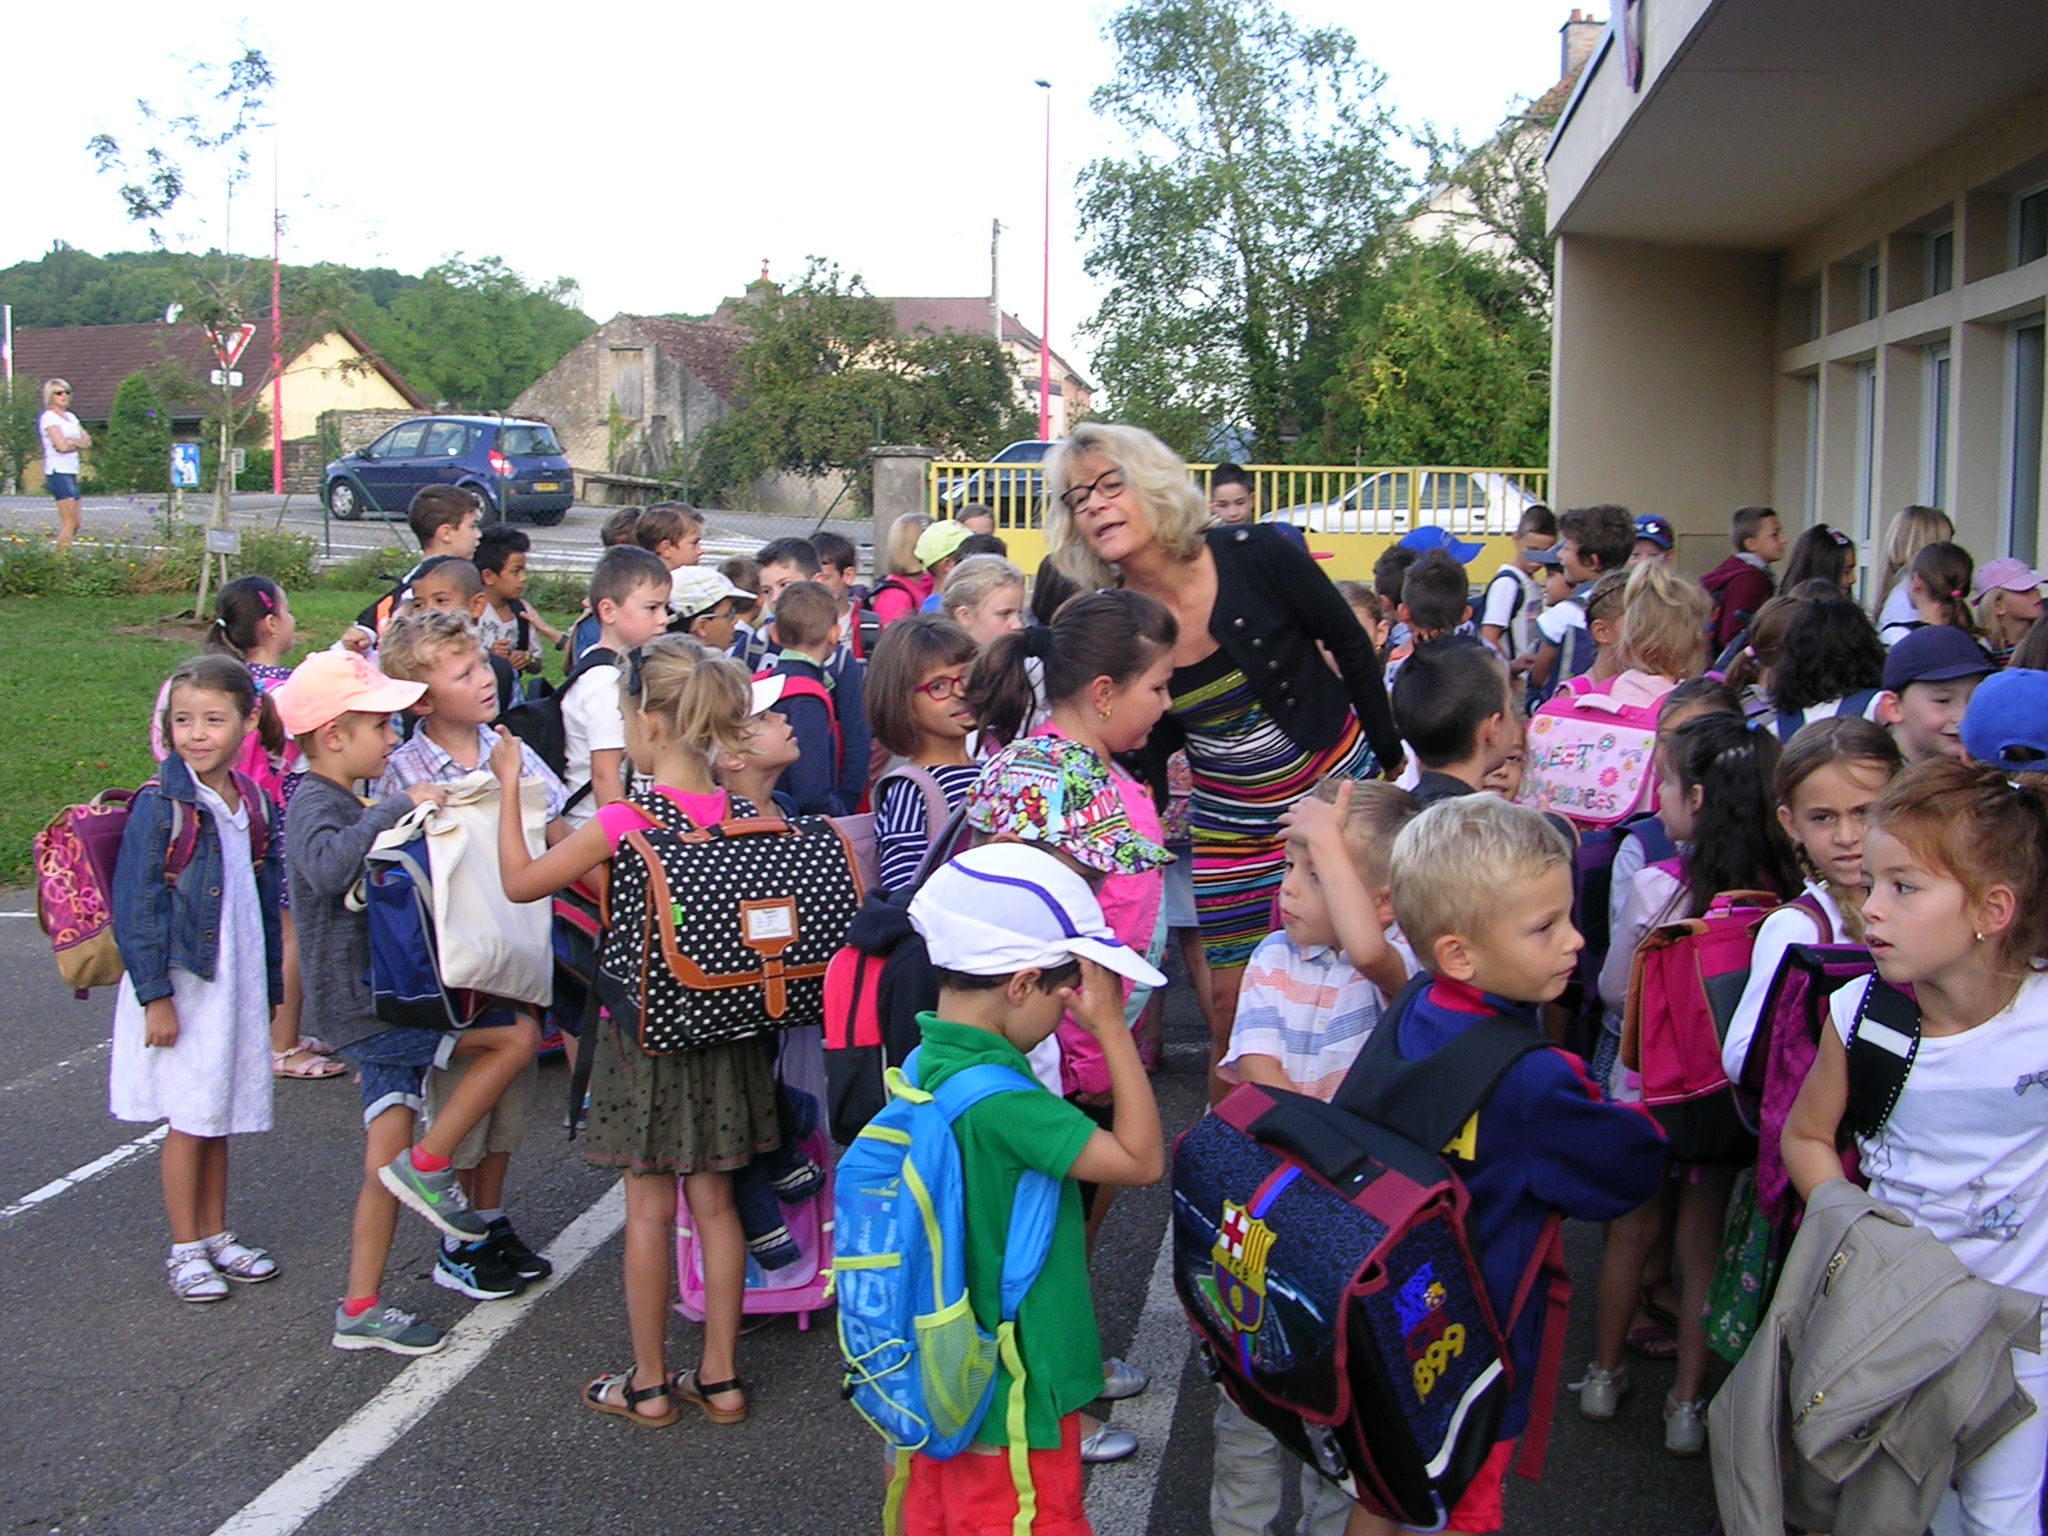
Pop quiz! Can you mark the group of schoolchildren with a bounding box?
[98,469,2048,1536]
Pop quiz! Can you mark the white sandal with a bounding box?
[203,1232,279,1283]
[168,1251,229,1304]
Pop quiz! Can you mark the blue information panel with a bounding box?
[171,443,201,489]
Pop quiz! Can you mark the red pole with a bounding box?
[1037,79,1052,441]
[270,131,283,494]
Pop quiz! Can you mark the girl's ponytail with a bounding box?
[1910,541,1979,636]
[1669,713,1802,914]
[967,627,1041,749]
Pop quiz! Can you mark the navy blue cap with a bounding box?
[1633,513,1675,550]
[1882,626,1995,693]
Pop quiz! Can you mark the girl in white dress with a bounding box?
[1785,759,2048,1536]
[110,655,284,1303]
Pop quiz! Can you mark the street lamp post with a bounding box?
[1035,78,1052,442]
[271,127,283,495]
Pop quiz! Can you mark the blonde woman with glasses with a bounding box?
[1044,423,1403,1099]
[40,378,91,551]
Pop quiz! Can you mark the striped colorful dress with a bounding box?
[1170,650,1373,969]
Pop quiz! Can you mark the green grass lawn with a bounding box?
[0,589,389,885]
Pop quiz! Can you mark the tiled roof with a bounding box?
[880,298,1087,387]
[7,321,424,422]
[630,317,746,399]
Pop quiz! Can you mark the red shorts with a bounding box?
[1440,1440,1514,1534]
[900,1413,1089,1536]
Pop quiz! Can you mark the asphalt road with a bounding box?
[0,887,1718,1536]
[0,493,870,574]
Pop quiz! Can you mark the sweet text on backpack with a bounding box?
[34,773,268,999]
[497,646,618,812]
[595,790,863,1054]
[1519,687,1661,828]
[1171,978,1570,1527]
[833,1050,1059,1535]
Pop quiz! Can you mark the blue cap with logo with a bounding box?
[1397,526,1484,564]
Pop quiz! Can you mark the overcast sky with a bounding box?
[11,0,1584,373]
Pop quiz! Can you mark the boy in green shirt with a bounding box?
[900,843,1168,1535]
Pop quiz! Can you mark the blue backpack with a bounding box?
[832,1048,1060,1531]
[360,829,486,1031]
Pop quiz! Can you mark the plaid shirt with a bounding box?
[373,723,568,821]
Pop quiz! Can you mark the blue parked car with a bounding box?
[323,416,574,526]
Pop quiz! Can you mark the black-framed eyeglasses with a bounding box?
[1059,468,1126,516]
[51,390,70,396]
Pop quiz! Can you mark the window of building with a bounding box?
[2017,186,2048,268]
[1924,343,1951,508]
[1926,228,1954,296]
[1854,360,1879,548]
[1859,261,1881,321]
[1802,374,1821,526]
[2011,321,2045,559]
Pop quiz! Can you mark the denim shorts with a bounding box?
[337,1007,525,1127]
[46,471,79,500]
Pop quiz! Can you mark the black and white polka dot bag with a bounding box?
[596,791,865,1053]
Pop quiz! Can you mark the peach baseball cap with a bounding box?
[271,651,427,735]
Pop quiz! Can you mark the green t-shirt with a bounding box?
[915,1014,1102,1449]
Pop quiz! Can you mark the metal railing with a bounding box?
[926,461,1549,582]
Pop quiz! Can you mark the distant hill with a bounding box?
[0,244,596,412]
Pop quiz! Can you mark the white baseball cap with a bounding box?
[749,672,787,716]
[909,843,1168,989]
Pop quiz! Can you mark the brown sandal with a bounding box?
[582,1370,679,1428]
[671,1367,747,1425]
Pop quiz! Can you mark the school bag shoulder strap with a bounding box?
[913,1053,1063,1320]
[1781,890,1836,944]
[1843,977,1920,1138]
[875,763,951,843]
[1331,974,1550,1154]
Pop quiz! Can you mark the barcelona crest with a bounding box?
[1211,1199,1277,1336]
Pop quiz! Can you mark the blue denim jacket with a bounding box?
[111,751,284,1007]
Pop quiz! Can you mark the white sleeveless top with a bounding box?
[1831,969,2048,1295]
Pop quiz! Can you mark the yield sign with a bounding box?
[212,323,258,370]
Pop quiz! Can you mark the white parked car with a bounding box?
[1272,470,1540,535]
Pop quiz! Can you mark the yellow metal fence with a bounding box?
[926,462,1549,583]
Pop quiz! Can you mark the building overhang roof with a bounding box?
[1546,0,2048,248]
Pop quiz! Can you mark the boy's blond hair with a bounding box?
[379,610,481,685]
[1309,777,1421,889]
[1388,796,1571,963]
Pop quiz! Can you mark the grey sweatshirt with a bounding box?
[285,772,412,1051]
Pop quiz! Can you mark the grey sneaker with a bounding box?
[332,1303,448,1356]
[1663,1394,1707,1457]
[1571,1362,1629,1421]
[378,1148,488,1242]
[1100,1356,1150,1402]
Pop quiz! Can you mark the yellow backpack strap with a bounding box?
[882,1448,912,1536]
[997,1320,1037,1536]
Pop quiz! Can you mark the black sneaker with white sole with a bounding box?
[433,1237,527,1300]
[485,1218,554,1283]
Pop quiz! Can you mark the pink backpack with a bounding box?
[1519,677,1667,828]
[33,773,267,999]
[1621,881,1779,1108]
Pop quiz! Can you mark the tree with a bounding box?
[693,259,1033,505]
[95,373,173,492]
[347,255,593,409]
[1415,96,1561,306]
[1077,0,1408,459]
[1317,237,1550,467]
[0,378,43,494]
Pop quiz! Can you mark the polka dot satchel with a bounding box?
[597,790,866,1053]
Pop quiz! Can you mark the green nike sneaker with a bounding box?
[378,1148,489,1242]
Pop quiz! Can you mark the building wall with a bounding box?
[508,317,731,477]
[1549,236,1777,566]
[275,333,416,441]
[1769,92,2048,575]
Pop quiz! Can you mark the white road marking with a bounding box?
[0,1122,169,1224]
[1087,1215,1194,1536]
[0,1038,112,1095]
[205,1180,627,1536]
